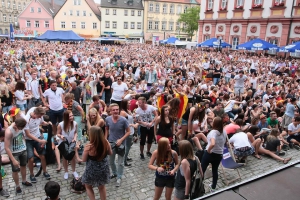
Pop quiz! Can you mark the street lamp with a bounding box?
[218,36,223,52]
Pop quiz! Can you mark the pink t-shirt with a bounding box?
[224,124,240,135]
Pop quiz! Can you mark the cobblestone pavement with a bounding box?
[2,142,300,200]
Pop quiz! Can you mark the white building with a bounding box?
[100,0,144,43]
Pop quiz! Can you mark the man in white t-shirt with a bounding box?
[287,116,300,150]
[24,107,52,183]
[27,71,41,109]
[111,75,128,106]
[233,71,247,96]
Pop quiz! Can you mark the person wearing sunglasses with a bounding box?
[110,75,128,107]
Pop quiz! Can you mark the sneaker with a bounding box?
[64,172,69,180]
[73,171,79,179]
[282,144,289,151]
[0,189,10,197]
[146,152,152,157]
[22,181,33,187]
[30,175,37,183]
[43,172,51,180]
[126,157,133,162]
[140,154,145,160]
[15,186,22,194]
[289,143,294,149]
[116,178,121,187]
[208,184,216,193]
[124,162,131,167]
[294,145,300,150]
[110,174,117,179]
[277,151,286,156]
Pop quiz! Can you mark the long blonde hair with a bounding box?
[88,108,101,126]
[0,84,10,98]
[156,137,172,166]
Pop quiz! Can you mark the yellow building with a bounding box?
[54,0,101,38]
[143,0,200,43]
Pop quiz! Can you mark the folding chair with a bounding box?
[221,145,244,185]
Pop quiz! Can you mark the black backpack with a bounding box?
[70,177,86,194]
[190,157,205,199]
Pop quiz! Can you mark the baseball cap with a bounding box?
[9,107,20,117]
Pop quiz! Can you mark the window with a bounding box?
[113,21,117,28]
[64,12,66,16]
[26,20,31,27]
[23,2,26,10]
[163,4,167,13]
[74,0,77,5]
[72,22,76,28]
[162,21,166,30]
[3,14,6,22]
[45,21,49,28]
[70,10,73,16]
[138,10,141,16]
[106,9,109,15]
[275,0,284,3]
[268,38,278,54]
[30,7,34,13]
[61,21,66,28]
[131,10,135,16]
[78,0,81,5]
[131,22,135,29]
[124,22,128,29]
[81,22,85,29]
[149,3,153,11]
[183,22,187,29]
[93,22,97,29]
[208,0,214,10]
[90,13,92,16]
[254,0,262,4]
[221,0,227,9]
[176,22,180,30]
[77,11,80,16]
[7,0,10,8]
[170,4,174,13]
[8,15,12,22]
[232,37,239,49]
[154,21,159,30]
[204,35,210,41]
[148,21,153,29]
[14,15,16,22]
[124,10,128,16]
[137,22,141,29]
[0,29,2,34]
[83,11,86,16]
[113,9,116,15]
[38,7,41,13]
[105,21,110,28]
[177,5,182,14]
[4,29,8,35]
[13,1,15,9]
[155,4,160,12]
[169,22,174,30]
[236,0,244,6]
[184,7,188,13]
[18,2,21,10]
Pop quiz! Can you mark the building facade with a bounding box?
[54,0,101,38]
[100,0,144,43]
[18,0,64,36]
[143,0,200,43]
[0,0,31,35]
[198,0,300,50]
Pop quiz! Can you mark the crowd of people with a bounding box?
[0,39,299,199]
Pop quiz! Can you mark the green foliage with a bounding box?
[177,6,200,40]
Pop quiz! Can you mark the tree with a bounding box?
[177,6,200,40]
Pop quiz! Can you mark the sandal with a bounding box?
[254,154,262,160]
[283,157,292,164]
[56,166,62,172]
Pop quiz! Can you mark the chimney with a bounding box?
[52,0,54,9]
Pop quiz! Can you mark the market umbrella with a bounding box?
[198,38,231,48]
[166,37,178,44]
[237,38,278,50]
[278,41,300,52]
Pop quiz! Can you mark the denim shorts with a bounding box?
[16,103,27,111]
[181,118,188,126]
[9,150,27,172]
[26,139,46,159]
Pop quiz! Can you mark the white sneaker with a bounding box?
[116,178,121,187]
[73,171,79,178]
[64,172,69,180]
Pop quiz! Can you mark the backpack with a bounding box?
[70,177,86,194]
[189,157,205,199]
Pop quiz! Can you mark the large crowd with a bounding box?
[0,39,299,200]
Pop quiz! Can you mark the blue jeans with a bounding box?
[226,111,235,119]
[74,116,82,142]
[109,147,125,179]
[2,105,12,113]
[213,78,220,85]
[124,135,133,162]
[225,77,230,83]
[16,103,27,111]
[101,91,106,101]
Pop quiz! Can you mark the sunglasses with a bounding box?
[117,79,122,81]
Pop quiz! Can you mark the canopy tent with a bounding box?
[35,30,84,41]
[278,41,300,52]
[166,37,178,44]
[237,38,277,50]
[198,38,232,48]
